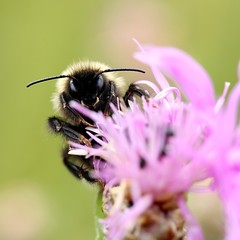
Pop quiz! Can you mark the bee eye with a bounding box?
[95,75,104,92]
[69,79,78,94]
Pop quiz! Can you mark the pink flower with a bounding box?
[203,71,240,240]
[135,45,240,240]
[70,45,240,240]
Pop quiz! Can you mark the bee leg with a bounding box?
[48,117,91,146]
[102,81,117,116]
[123,84,150,106]
[62,147,97,183]
[60,92,94,127]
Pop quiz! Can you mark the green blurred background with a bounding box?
[0,0,240,239]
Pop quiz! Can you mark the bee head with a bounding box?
[27,64,145,109]
[67,69,105,106]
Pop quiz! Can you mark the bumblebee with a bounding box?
[27,61,149,183]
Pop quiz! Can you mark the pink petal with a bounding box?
[223,176,240,240]
[220,81,240,145]
[134,46,216,109]
[214,82,231,113]
[178,198,204,240]
[134,79,160,94]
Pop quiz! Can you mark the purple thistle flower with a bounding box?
[69,44,240,240]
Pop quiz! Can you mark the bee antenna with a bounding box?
[26,75,78,88]
[94,68,145,79]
